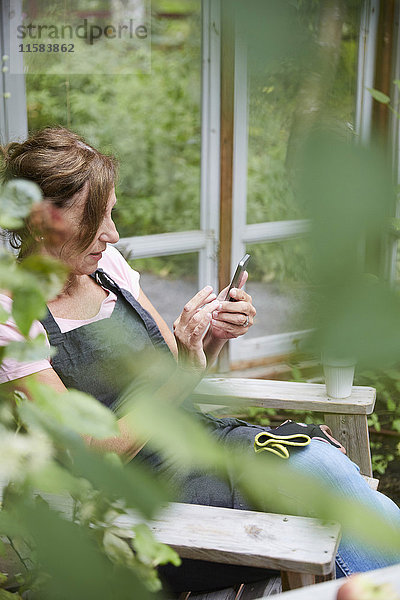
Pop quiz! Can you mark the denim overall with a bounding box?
[40,269,276,591]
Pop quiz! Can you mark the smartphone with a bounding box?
[225,254,251,301]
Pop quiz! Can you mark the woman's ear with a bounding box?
[28,201,66,243]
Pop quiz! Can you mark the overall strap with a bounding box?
[90,269,171,353]
[40,308,63,342]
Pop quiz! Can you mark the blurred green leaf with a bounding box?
[0,588,22,599]
[4,334,53,363]
[387,397,396,412]
[27,381,119,440]
[125,392,227,470]
[0,306,9,325]
[392,419,400,432]
[0,180,42,230]
[299,131,398,365]
[15,500,153,600]
[19,256,69,301]
[27,462,86,497]
[17,400,171,518]
[103,530,135,567]
[0,426,52,481]
[11,285,46,337]
[367,87,391,104]
[124,387,400,554]
[132,523,181,567]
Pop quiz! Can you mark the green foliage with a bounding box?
[0,179,181,596]
[1,3,400,595]
[25,380,119,440]
[4,335,54,364]
[356,367,400,475]
[0,180,42,230]
[23,0,361,285]
[1,176,400,596]
[368,88,391,105]
[368,85,400,120]
[370,441,395,476]
[0,246,69,340]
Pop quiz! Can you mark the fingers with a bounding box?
[217,274,249,302]
[212,310,251,327]
[174,287,221,350]
[228,287,251,302]
[178,286,218,326]
[214,299,256,323]
[320,425,347,454]
[238,270,248,288]
[210,286,256,339]
[189,312,212,343]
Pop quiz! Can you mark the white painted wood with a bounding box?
[355,0,380,144]
[116,230,207,259]
[194,379,376,415]
[231,21,248,274]
[0,0,28,144]
[387,1,400,283]
[116,503,340,576]
[227,15,248,367]
[230,331,312,363]
[199,0,220,293]
[263,563,400,600]
[243,221,310,245]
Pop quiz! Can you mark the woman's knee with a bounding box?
[288,439,364,490]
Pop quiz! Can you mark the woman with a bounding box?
[0,127,399,590]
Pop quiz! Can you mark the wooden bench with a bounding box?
[193,379,376,477]
[0,379,378,598]
[118,502,341,592]
[178,378,378,598]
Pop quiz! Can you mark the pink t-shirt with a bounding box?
[0,245,140,383]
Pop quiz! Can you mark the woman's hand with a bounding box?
[201,273,256,366]
[209,272,256,340]
[173,286,221,372]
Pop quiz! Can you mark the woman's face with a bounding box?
[42,187,119,276]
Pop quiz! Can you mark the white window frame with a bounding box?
[1,0,388,367]
[387,0,400,283]
[229,0,381,364]
[0,0,27,144]
[117,0,220,293]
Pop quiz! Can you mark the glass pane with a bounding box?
[246,3,362,224]
[244,239,313,339]
[25,0,201,236]
[126,252,198,330]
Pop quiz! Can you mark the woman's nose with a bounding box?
[100,217,119,244]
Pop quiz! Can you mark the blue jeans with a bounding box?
[149,421,400,587]
[286,439,400,577]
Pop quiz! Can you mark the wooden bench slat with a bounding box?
[237,577,282,599]
[116,503,341,576]
[194,379,376,415]
[188,586,239,600]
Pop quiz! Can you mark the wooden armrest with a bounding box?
[194,378,376,415]
[116,502,341,577]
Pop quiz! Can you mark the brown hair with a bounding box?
[0,127,117,258]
